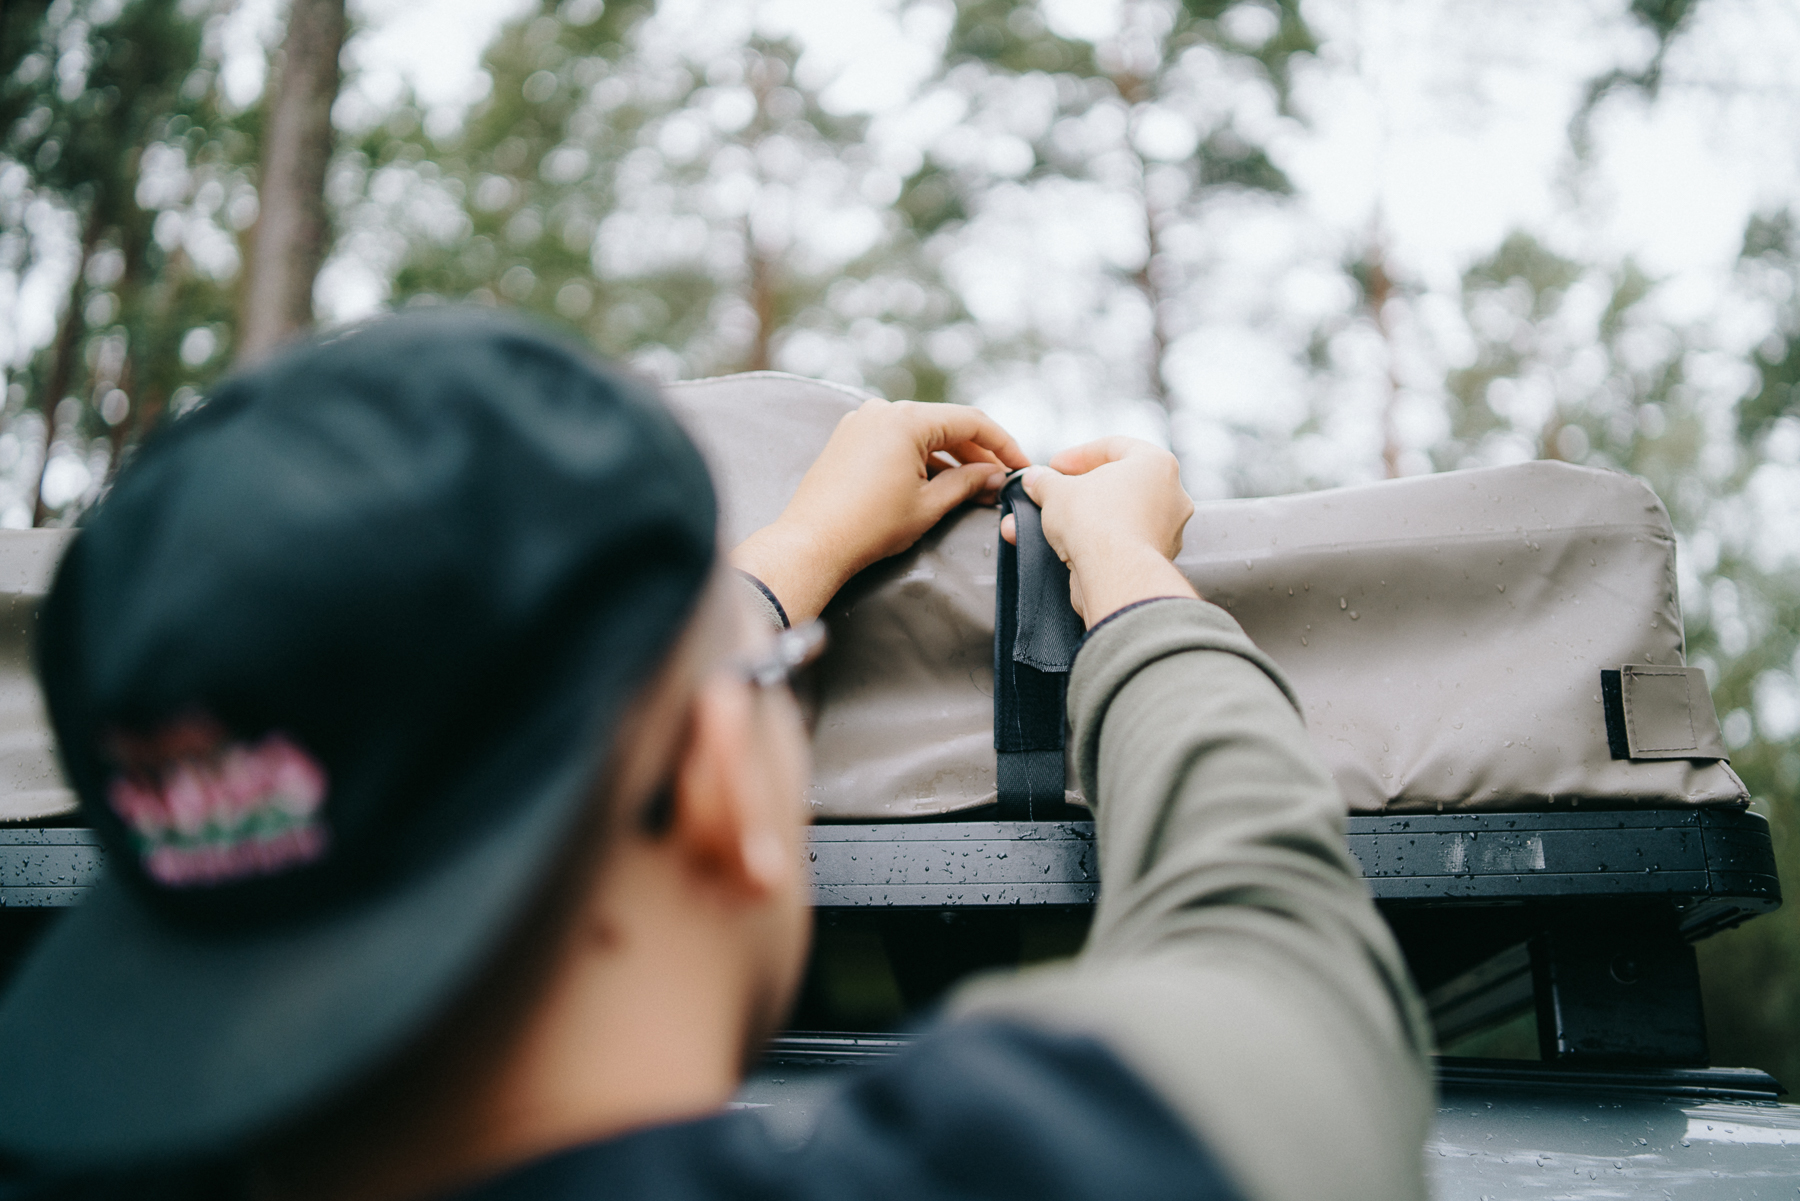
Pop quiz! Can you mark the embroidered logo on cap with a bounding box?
[106,718,329,887]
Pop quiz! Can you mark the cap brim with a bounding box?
[0,741,594,1170]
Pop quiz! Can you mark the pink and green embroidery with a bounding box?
[106,719,329,887]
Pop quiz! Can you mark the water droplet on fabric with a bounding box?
[1497,583,1506,593]
[1339,597,1347,609]
[1349,610,1359,620]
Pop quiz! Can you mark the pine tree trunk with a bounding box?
[31,207,102,527]
[237,0,345,365]
[1360,233,1405,480]
[1131,192,1173,420]
[1119,80,1174,428]
[746,243,776,372]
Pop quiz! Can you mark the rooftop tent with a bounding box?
[0,531,74,823]
[0,374,1745,824]
[665,372,1745,819]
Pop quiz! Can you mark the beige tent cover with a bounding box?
[666,371,1746,818]
[0,372,1746,823]
[0,530,77,822]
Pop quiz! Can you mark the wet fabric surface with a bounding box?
[665,371,1745,816]
[0,372,1749,822]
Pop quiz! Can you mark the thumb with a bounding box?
[922,462,1007,519]
[1018,464,1063,509]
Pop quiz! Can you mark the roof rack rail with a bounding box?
[3,808,1780,1068]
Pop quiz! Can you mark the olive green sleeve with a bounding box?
[950,597,1434,1201]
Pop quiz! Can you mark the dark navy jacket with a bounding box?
[0,1020,1239,1200]
[449,1021,1239,1201]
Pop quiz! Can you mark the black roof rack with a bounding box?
[0,809,1778,920]
[1,807,1781,1069]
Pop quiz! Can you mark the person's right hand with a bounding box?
[1001,437,1199,627]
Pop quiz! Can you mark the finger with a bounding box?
[901,402,1031,470]
[940,440,1007,470]
[1047,436,1144,476]
[1017,464,1064,509]
[1000,512,1017,545]
[921,462,1007,520]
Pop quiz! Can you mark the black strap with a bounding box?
[994,476,1084,818]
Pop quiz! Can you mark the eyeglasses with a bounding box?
[639,621,827,836]
[739,620,828,691]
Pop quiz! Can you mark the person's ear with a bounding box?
[665,676,791,899]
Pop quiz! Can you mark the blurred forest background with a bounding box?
[7,0,1800,1082]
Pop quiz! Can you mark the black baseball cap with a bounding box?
[0,308,716,1169]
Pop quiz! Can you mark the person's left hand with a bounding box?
[732,399,1029,624]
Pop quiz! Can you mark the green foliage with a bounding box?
[1628,0,1703,42]
[354,1,952,397]
[1737,211,1800,447]
[1178,0,1316,102]
[1435,216,1800,1088]
[943,0,1097,75]
[1439,231,1698,484]
[0,0,55,125]
[1195,127,1288,193]
[2,0,251,521]
[1683,207,1800,1091]
[916,0,1316,427]
[1569,0,1704,153]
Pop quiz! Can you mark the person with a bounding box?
[0,309,1431,1201]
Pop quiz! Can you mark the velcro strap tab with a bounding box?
[1602,665,1727,761]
